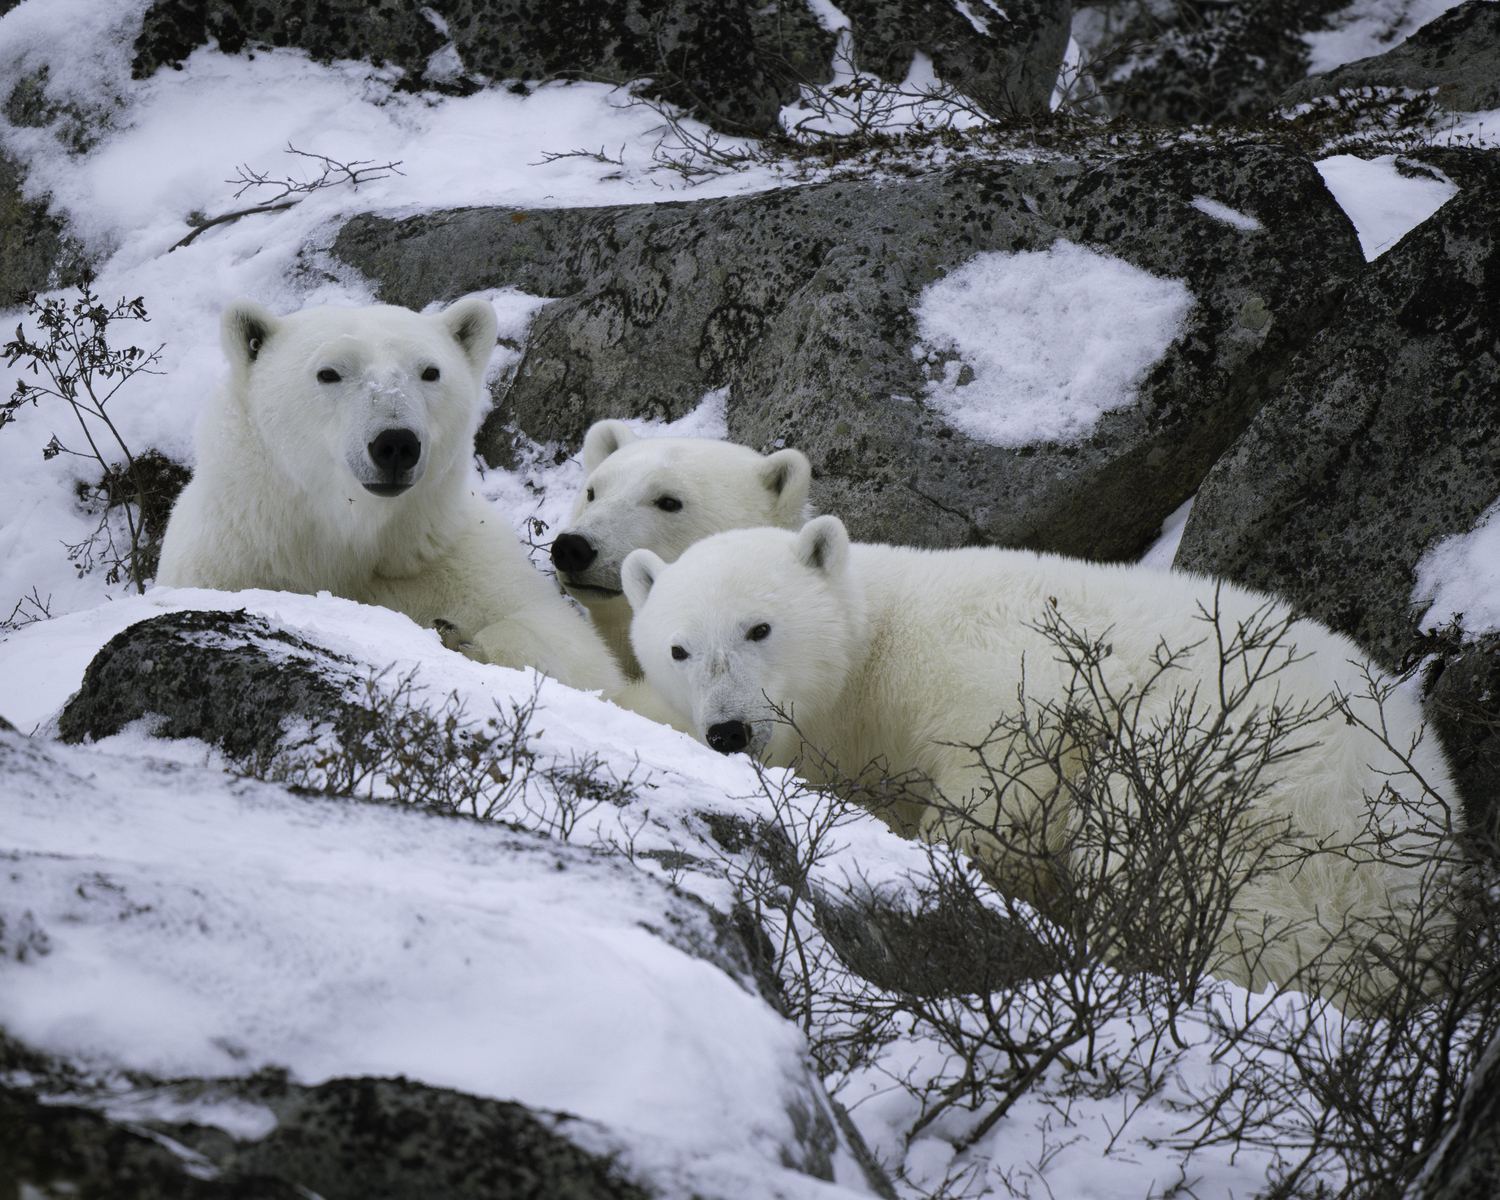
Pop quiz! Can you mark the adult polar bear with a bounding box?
[550,419,812,677]
[623,517,1454,999]
[158,297,622,694]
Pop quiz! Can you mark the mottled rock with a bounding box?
[1281,1,1500,114]
[56,609,366,761]
[0,1075,649,1200]
[129,0,835,132]
[1174,174,1500,667]
[839,0,1071,119]
[334,143,1364,559]
[1424,634,1500,851]
[0,144,92,303]
[1082,0,1348,125]
[1414,1027,1500,1200]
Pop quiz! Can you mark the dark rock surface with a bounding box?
[1,1075,649,1200]
[0,144,92,303]
[1083,0,1349,125]
[839,0,1071,119]
[1281,0,1500,114]
[56,609,366,761]
[1424,634,1500,850]
[129,0,1070,130]
[1174,169,1500,668]
[1414,1026,1500,1200]
[334,143,1364,559]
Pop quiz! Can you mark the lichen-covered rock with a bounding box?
[0,144,92,302]
[55,609,366,761]
[1080,0,1349,125]
[1,1075,650,1200]
[1423,634,1500,851]
[129,0,836,132]
[1280,0,1500,114]
[1174,171,1500,667]
[839,0,1071,119]
[334,143,1364,560]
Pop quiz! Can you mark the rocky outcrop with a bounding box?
[1078,0,1350,125]
[1413,1027,1500,1200]
[334,143,1364,559]
[1,1074,650,1199]
[55,610,367,761]
[1174,165,1500,669]
[0,144,91,302]
[1281,1,1500,113]
[129,0,1069,129]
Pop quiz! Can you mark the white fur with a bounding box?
[158,297,622,693]
[624,518,1455,1000]
[553,419,811,676]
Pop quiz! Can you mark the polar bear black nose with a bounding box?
[706,721,752,754]
[551,533,598,573]
[369,428,422,481]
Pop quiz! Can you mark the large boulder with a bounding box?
[0,144,91,302]
[334,143,1365,559]
[1413,1027,1500,1200]
[1173,162,1500,668]
[1280,0,1500,114]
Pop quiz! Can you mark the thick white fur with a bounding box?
[157,297,622,694]
[624,518,1455,999]
[554,419,811,676]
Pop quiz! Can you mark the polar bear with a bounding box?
[157,297,622,694]
[622,517,1455,1000]
[549,419,811,677]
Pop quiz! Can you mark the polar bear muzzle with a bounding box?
[706,720,753,754]
[363,427,424,496]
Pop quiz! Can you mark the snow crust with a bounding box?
[1315,154,1459,260]
[1412,499,1500,635]
[910,242,1195,446]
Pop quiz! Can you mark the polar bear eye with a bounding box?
[655,496,683,513]
[421,366,440,382]
[586,487,595,502]
[747,623,771,642]
[316,368,341,384]
[671,645,689,661]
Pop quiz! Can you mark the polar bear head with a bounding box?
[622,516,865,761]
[550,419,813,602]
[219,295,498,506]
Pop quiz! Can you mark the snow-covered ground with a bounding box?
[1,0,1497,1194]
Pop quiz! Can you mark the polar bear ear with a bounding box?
[759,449,812,527]
[438,295,500,375]
[582,420,638,473]
[621,548,666,611]
[221,299,280,372]
[795,515,849,576]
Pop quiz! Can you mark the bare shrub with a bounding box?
[2,280,172,593]
[243,670,643,839]
[719,598,1480,1196]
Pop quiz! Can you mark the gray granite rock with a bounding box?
[334,143,1364,560]
[838,0,1071,119]
[0,1075,649,1200]
[1281,0,1500,114]
[55,609,367,762]
[1174,167,1500,668]
[0,144,92,304]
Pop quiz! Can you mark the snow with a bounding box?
[1412,498,1500,635]
[1191,194,1264,231]
[1315,154,1459,260]
[909,241,1195,446]
[1303,0,1466,76]
[1140,495,1195,571]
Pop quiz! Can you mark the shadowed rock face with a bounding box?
[1174,159,1500,669]
[1414,1027,1500,1200]
[127,0,1067,129]
[1281,0,1500,114]
[0,1074,651,1200]
[333,143,1364,560]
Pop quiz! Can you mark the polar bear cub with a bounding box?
[550,418,811,676]
[157,297,622,694]
[623,517,1454,998]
